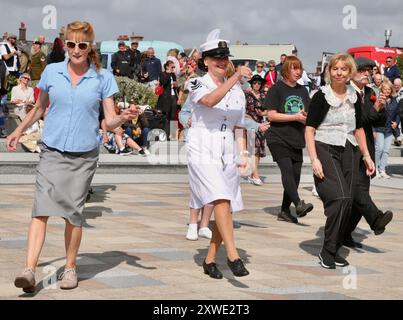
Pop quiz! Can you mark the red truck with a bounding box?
[347,46,403,73]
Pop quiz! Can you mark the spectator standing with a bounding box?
[29,40,47,81]
[1,34,21,77]
[374,80,400,178]
[166,48,182,78]
[156,61,178,140]
[264,60,277,90]
[129,41,142,80]
[370,73,383,97]
[47,38,66,65]
[245,74,268,186]
[275,54,287,82]
[31,35,49,57]
[253,61,266,78]
[111,41,135,78]
[394,78,403,102]
[384,56,401,83]
[141,47,162,89]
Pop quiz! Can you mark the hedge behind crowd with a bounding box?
[23,76,159,108]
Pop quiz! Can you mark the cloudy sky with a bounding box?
[1,0,402,71]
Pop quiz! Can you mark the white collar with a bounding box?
[321,84,357,107]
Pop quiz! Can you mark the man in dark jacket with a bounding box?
[111,41,136,79]
[141,47,162,89]
[344,57,393,248]
[384,56,401,83]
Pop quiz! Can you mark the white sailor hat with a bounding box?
[200,29,232,58]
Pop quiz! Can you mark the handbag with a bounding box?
[154,85,164,95]
[154,76,164,95]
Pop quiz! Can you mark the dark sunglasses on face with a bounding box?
[257,65,264,68]
[252,81,261,85]
[65,40,90,50]
[269,65,275,68]
[22,76,30,80]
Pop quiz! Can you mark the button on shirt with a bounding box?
[37,61,119,152]
[187,74,246,132]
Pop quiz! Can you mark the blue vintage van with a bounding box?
[99,40,184,71]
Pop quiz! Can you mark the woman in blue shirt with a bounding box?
[7,21,138,293]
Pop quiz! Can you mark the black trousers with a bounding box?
[314,141,360,255]
[345,160,382,237]
[276,157,302,211]
[163,98,177,139]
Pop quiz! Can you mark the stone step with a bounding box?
[1,151,403,176]
[1,139,403,157]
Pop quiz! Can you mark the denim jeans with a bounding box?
[375,132,393,171]
[124,127,150,148]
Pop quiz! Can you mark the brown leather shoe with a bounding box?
[59,268,78,290]
[14,268,36,293]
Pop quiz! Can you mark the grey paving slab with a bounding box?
[96,275,164,288]
[0,182,402,300]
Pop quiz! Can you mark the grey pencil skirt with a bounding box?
[32,143,99,227]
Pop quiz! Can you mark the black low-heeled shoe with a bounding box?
[203,260,223,279]
[227,258,249,277]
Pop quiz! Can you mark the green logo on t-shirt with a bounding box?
[284,95,304,114]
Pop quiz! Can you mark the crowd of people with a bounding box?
[1,21,403,291]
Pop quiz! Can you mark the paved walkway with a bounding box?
[0,179,402,300]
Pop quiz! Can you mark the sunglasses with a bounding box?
[386,60,392,63]
[257,65,264,68]
[252,81,262,85]
[21,76,31,80]
[65,40,90,50]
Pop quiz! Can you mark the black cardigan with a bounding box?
[306,89,362,130]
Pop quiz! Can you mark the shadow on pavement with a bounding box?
[299,226,385,259]
[19,251,156,297]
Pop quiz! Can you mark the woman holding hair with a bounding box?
[263,56,314,224]
[305,53,375,269]
[374,79,400,179]
[7,21,138,292]
[187,30,252,279]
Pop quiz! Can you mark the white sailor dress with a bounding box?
[186,73,246,212]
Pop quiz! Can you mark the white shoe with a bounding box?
[312,185,319,197]
[198,227,212,239]
[379,171,391,179]
[248,176,263,186]
[186,224,198,241]
[143,148,151,156]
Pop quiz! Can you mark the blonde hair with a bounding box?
[380,78,396,97]
[66,21,101,71]
[226,60,235,78]
[17,73,30,85]
[325,53,356,84]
